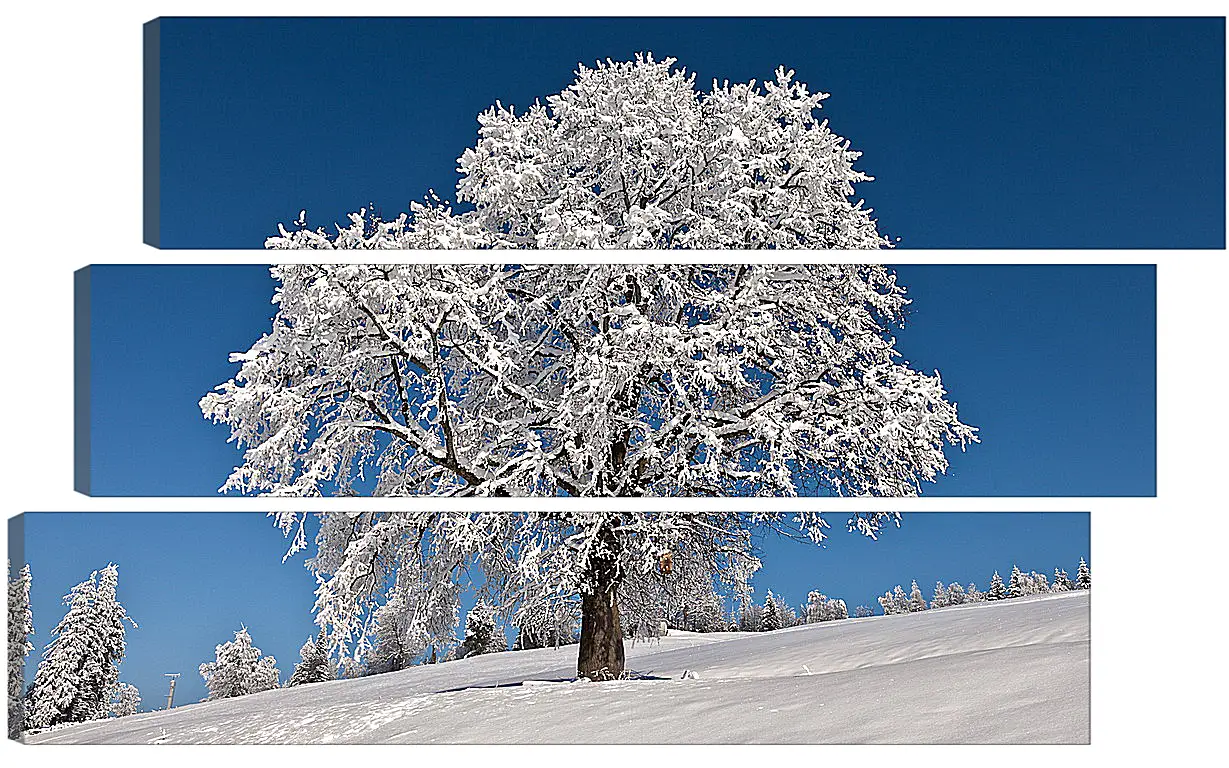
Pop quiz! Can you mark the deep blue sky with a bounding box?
[83,263,1156,497]
[152,17,1224,249]
[15,511,1090,711]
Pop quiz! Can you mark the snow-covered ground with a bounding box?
[25,590,1089,745]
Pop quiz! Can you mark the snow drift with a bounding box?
[24,591,1089,745]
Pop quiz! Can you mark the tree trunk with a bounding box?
[577,523,625,681]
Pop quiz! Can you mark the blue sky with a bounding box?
[151,17,1224,249]
[83,263,1156,497]
[13,511,1090,711]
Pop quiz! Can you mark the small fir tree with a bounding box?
[761,591,782,632]
[931,581,950,609]
[987,571,1007,601]
[199,627,280,701]
[1007,565,1025,598]
[947,582,966,605]
[1053,568,1071,591]
[1076,558,1091,589]
[908,580,928,612]
[288,630,335,686]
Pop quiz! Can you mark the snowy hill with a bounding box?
[24,591,1089,745]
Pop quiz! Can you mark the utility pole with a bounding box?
[163,673,181,710]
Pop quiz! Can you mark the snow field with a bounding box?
[26,590,1088,745]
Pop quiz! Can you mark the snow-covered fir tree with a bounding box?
[1052,568,1072,592]
[8,561,34,738]
[198,627,280,701]
[987,571,1007,601]
[26,564,135,730]
[931,581,950,609]
[908,580,928,612]
[460,602,504,658]
[947,582,967,606]
[761,591,782,632]
[854,605,874,619]
[892,585,909,614]
[1076,558,1091,589]
[878,585,910,616]
[108,682,140,718]
[287,630,335,687]
[966,582,986,602]
[1007,565,1025,598]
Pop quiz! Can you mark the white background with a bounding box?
[1,2,1224,764]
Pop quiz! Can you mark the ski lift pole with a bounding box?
[163,673,180,710]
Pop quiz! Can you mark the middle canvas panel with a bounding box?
[76,262,1155,497]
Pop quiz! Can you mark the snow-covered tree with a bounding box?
[806,590,827,624]
[907,580,928,612]
[687,590,726,633]
[202,264,976,500]
[825,598,848,621]
[1008,565,1025,599]
[364,594,418,676]
[287,630,335,687]
[853,605,874,619]
[108,682,140,718]
[760,591,782,632]
[268,54,895,252]
[1076,558,1091,590]
[891,585,910,614]
[459,602,503,658]
[513,600,580,650]
[931,581,950,609]
[965,582,986,603]
[26,565,135,730]
[738,602,764,633]
[8,561,33,738]
[879,585,910,616]
[198,627,280,701]
[946,582,966,606]
[1052,568,1071,592]
[272,512,893,681]
[987,571,1007,601]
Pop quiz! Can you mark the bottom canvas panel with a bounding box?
[7,511,1090,745]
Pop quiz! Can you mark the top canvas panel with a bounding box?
[144,17,1225,250]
